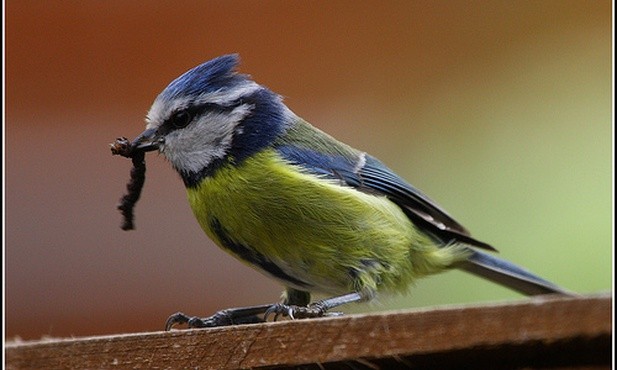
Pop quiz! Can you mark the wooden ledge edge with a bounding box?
[5,293,612,369]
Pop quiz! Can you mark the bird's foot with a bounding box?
[165,311,235,330]
[164,293,362,330]
[165,305,268,330]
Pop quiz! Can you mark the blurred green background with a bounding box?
[5,1,612,340]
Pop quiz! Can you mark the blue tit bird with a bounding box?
[129,54,569,329]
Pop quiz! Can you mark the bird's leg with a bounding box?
[265,292,365,320]
[282,288,311,306]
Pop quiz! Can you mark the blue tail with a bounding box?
[458,249,571,296]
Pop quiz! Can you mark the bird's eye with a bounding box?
[170,110,191,129]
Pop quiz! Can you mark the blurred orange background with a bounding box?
[5,1,612,340]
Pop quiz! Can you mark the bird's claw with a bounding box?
[165,311,235,330]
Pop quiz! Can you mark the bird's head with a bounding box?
[133,54,292,187]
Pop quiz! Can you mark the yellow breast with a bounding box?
[186,149,457,295]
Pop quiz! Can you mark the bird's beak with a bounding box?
[131,127,162,153]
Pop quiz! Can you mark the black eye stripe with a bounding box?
[163,101,242,132]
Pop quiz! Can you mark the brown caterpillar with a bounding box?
[111,137,146,231]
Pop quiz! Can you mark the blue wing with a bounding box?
[274,144,496,251]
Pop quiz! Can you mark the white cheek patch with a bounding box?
[161,104,254,174]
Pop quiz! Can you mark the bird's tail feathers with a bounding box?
[457,249,573,296]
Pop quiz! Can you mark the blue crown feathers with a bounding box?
[160,54,248,100]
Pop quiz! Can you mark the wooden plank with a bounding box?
[5,294,612,369]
